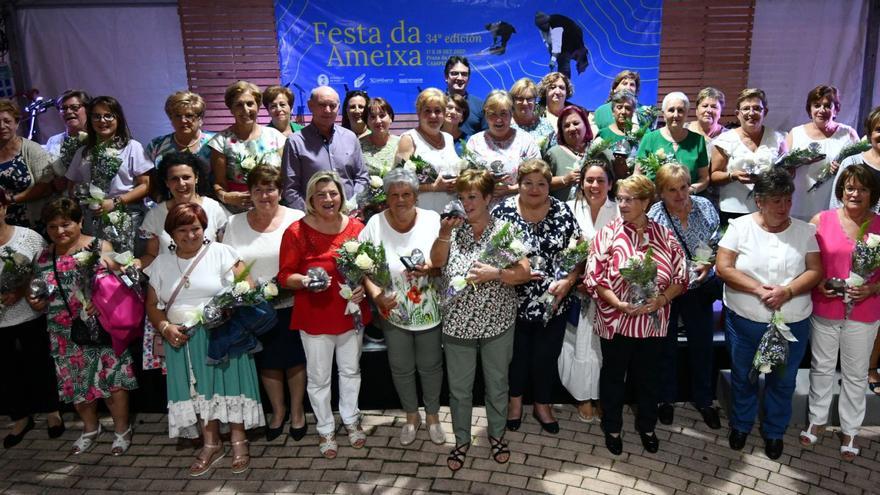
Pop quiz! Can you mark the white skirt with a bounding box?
[557,297,602,401]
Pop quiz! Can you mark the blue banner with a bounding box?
[276,0,662,114]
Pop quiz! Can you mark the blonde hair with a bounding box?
[0,99,20,121]
[455,168,495,197]
[517,159,552,184]
[655,162,691,192]
[224,80,262,109]
[696,87,725,108]
[616,174,655,200]
[483,90,513,115]
[164,91,206,119]
[304,171,347,216]
[736,88,768,112]
[415,87,447,114]
[509,78,538,99]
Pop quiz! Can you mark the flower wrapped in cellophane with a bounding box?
[355,175,388,219]
[538,236,591,323]
[400,154,438,185]
[844,220,880,318]
[749,311,797,383]
[774,142,825,170]
[335,238,393,329]
[809,139,871,193]
[618,246,660,330]
[0,247,34,294]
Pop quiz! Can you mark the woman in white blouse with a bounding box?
[223,165,306,442]
[559,158,618,422]
[709,89,787,224]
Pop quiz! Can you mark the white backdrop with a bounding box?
[748,0,874,134]
[17,4,188,144]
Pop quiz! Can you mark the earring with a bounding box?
[168,241,176,252]
[203,237,210,245]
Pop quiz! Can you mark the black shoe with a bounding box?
[266,412,289,441]
[4,417,35,448]
[658,403,674,425]
[532,411,560,434]
[289,422,307,441]
[764,438,783,460]
[506,414,523,432]
[728,429,748,450]
[47,417,66,439]
[638,430,659,453]
[604,431,623,455]
[699,406,721,430]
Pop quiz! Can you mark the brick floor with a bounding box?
[2,405,880,494]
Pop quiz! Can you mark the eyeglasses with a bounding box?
[59,104,83,113]
[448,71,469,78]
[615,196,643,204]
[487,111,511,120]
[513,97,537,104]
[90,113,116,122]
[173,113,200,122]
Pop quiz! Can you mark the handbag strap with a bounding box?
[51,248,77,319]
[661,202,693,259]
[165,241,211,311]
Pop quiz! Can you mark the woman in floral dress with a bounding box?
[27,198,138,456]
[209,81,286,214]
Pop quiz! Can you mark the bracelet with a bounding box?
[113,196,123,208]
[727,171,733,182]
[436,237,450,243]
[158,321,170,335]
[785,286,794,298]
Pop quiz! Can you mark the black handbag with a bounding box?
[52,247,111,347]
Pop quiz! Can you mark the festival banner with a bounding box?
[275,0,662,115]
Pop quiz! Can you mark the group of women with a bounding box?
[1,69,878,478]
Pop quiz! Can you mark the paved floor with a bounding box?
[1,404,879,494]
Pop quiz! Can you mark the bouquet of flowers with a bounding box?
[844,220,880,318]
[400,155,439,184]
[738,146,779,197]
[101,206,134,253]
[774,143,825,170]
[632,150,669,181]
[87,140,124,189]
[237,149,281,183]
[0,247,34,294]
[688,240,715,285]
[355,175,388,217]
[72,245,104,331]
[808,139,872,193]
[749,311,797,382]
[618,247,661,330]
[636,105,662,130]
[111,251,144,297]
[586,137,611,159]
[181,264,279,330]
[539,236,591,323]
[335,239,393,329]
[445,221,531,303]
[58,131,88,170]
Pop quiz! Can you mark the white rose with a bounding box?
[567,238,578,250]
[655,149,667,160]
[370,175,383,189]
[240,156,257,171]
[343,240,361,254]
[403,160,417,172]
[232,280,251,296]
[11,252,30,265]
[509,239,527,254]
[865,233,880,248]
[113,251,135,266]
[450,276,468,292]
[77,131,88,142]
[759,364,772,374]
[354,253,374,271]
[107,211,121,224]
[262,282,279,298]
[105,148,119,157]
[846,272,866,288]
[89,184,106,201]
[73,251,94,265]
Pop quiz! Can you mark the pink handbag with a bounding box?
[92,271,145,356]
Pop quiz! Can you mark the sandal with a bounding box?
[230,439,250,474]
[446,442,469,471]
[869,381,880,396]
[71,424,102,455]
[840,433,860,461]
[488,435,510,464]
[189,443,225,477]
[110,426,133,456]
[345,421,367,449]
[319,433,338,459]
[798,423,824,446]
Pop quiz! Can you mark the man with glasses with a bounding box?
[281,85,369,210]
[43,89,90,178]
[443,56,486,140]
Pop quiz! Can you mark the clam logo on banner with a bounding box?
[275,0,662,113]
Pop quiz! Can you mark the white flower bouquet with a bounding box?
[809,139,871,193]
[618,246,661,330]
[335,238,393,329]
[0,247,34,294]
[844,221,880,318]
[749,311,797,382]
[538,236,591,323]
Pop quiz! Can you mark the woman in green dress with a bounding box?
[144,202,264,477]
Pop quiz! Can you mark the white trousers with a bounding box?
[300,329,362,436]
[808,315,879,435]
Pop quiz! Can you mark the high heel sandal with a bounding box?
[231,439,250,474]
[488,435,510,464]
[345,421,367,449]
[798,423,824,446]
[71,424,102,455]
[111,426,133,456]
[446,442,469,471]
[189,442,225,477]
[839,433,860,461]
[319,433,338,459]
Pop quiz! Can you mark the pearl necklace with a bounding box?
[173,133,200,150]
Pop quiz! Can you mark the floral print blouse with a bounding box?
[492,196,581,321]
[207,125,286,190]
[441,217,520,339]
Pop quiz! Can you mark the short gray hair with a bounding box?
[383,168,420,195]
[662,91,690,112]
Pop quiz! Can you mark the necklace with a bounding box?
[417,128,443,148]
[173,133,200,150]
[175,250,199,288]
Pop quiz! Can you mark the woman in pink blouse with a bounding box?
[586,174,687,456]
[803,164,880,461]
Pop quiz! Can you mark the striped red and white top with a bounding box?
[585,217,688,340]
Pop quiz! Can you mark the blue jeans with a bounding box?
[659,280,719,407]
[725,309,810,439]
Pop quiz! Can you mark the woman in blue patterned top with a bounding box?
[647,163,722,429]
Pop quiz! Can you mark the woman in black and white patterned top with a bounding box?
[492,159,581,435]
[430,168,530,472]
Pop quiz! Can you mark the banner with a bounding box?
[276,0,662,114]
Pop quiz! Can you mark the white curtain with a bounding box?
[748,0,872,134]
[17,5,187,144]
